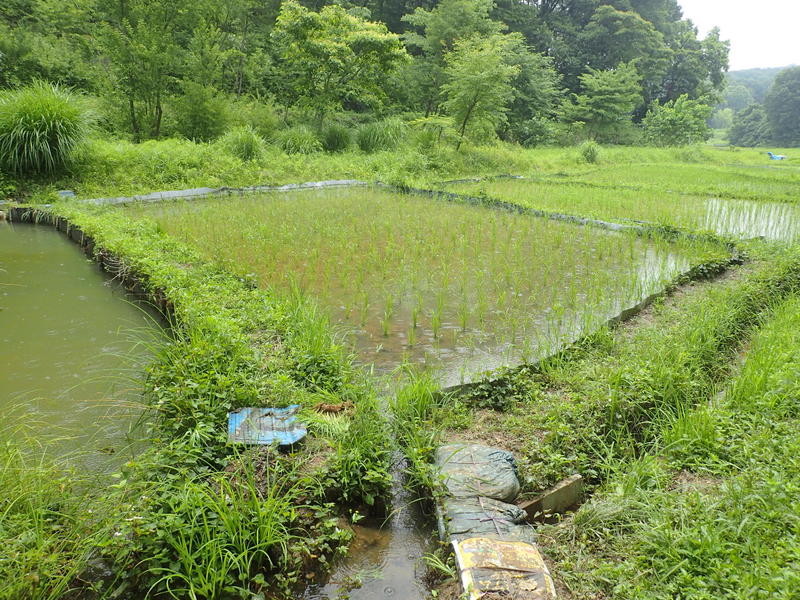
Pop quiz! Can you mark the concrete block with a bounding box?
[519,474,583,521]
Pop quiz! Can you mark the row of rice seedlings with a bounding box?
[128,188,720,378]
[445,178,800,242]
[565,162,800,203]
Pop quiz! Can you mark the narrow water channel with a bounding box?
[302,451,435,600]
[0,221,161,470]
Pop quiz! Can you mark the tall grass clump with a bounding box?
[321,123,351,153]
[356,118,406,153]
[0,430,94,599]
[579,140,601,164]
[0,81,91,175]
[276,125,322,155]
[221,125,265,161]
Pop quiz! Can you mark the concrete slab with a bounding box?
[519,474,584,522]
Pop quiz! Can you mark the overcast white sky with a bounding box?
[678,0,800,71]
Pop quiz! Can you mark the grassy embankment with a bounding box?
[3,134,796,203]
[2,203,391,599]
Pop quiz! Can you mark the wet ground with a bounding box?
[302,454,436,600]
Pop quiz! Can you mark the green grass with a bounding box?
[124,187,727,384]
[7,138,800,597]
[552,162,800,203]
[541,292,800,598]
[7,136,796,204]
[14,203,391,597]
[443,177,800,242]
[0,425,99,600]
[0,81,91,175]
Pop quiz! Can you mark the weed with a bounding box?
[276,126,323,154]
[0,81,91,175]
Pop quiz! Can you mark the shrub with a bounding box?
[276,126,322,155]
[356,118,406,153]
[0,80,90,175]
[321,123,351,153]
[230,99,280,140]
[642,94,712,147]
[173,82,230,141]
[221,125,264,161]
[580,140,601,163]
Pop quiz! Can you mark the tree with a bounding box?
[642,94,711,146]
[723,82,754,113]
[271,1,409,122]
[441,34,519,149]
[764,66,800,147]
[579,5,670,107]
[709,107,733,131]
[503,42,562,145]
[729,104,771,147]
[566,62,642,141]
[660,24,729,104]
[402,0,503,115]
[95,0,196,140]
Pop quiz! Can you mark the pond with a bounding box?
[0,221,162,470]
[125,187,723,387]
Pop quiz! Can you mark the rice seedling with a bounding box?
[126,187,725,385]
[447,178,800,243]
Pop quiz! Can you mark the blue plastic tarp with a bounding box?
[227,405,306,446]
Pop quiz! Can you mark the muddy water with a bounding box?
[302,453,435,600]
[0,221,161,470]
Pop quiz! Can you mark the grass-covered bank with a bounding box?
[541,290,800,598]
[3,205,391,599]
[3,135,796,204]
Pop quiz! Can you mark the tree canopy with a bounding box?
[0,0,732,145]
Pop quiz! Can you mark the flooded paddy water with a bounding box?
[0,221,161,470]
[127,187,723,387]
[445,177,800,243]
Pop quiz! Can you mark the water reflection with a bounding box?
[703,198,800,242]
[0,222,163,470]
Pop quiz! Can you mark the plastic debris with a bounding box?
[435,444,521,502]
[453,536,557,600]
[443,496,536,544]
[227,405,306,446]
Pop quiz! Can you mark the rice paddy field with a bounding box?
[544,162,800,202]
[443,164,800,242]
[124,187,726,386]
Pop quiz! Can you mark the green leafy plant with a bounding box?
[321,123,352,153]
[580,140,601,163]
[276,125,323,154]
[0,80,91,175]
[221,125,264,161]
[356,118,406,153]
